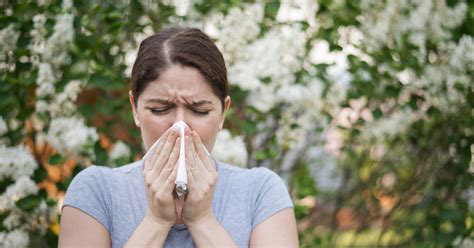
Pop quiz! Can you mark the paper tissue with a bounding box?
[142,121,210,197]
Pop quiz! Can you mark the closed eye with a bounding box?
[148,108,171,115]
[147,107,209,116]
[191,109,210,115]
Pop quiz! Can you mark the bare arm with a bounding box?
[187,214,238,248]
[249,208,299,248]
[124,210,173,247]
[58,206,111,248]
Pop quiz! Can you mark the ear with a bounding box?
[129,91,140,127]
[219,96,231,129]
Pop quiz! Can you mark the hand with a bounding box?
[143,128,181,227]
[181,130,218,226]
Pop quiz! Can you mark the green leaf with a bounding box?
[48,154,65,166]
[32,166,48,182]
[16,195,42,212]
[264,2,280,19]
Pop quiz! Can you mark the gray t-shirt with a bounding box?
[62,159,294,248]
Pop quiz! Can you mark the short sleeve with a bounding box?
[250,167,294,230]
[62,166,112,233]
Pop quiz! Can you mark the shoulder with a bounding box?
[73,160,143,180]
[112,160,144,174]
[66,160,144,198]
[215,159,285,188]
[69,165,111,185]
[215,159,272,175]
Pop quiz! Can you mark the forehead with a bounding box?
[140,65,218,102]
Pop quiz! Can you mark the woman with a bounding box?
[59,27,299,248]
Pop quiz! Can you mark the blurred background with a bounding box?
[0,0,473,247]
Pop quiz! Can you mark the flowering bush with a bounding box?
[1,0,472,247]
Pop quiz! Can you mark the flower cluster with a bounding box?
[0,1,100,246]
[0,24,20,72]
[108,140,131,166]
[0,145,51,248]
[205,3,264,64]
[0,145,38,181]
[211,129,248,168]
[359,0,467,54]
[46,116,98,156]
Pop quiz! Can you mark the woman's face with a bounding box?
[130,64,231,153]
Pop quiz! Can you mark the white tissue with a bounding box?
[142,121,210,197]
[173,121,187,197]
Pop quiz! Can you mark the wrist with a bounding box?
[186,213,216,230]
[144,210,174,230]
[125,211,173,247]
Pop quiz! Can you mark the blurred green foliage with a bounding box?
[1,0,473,247]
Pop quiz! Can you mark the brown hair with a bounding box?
[130,26,228,110]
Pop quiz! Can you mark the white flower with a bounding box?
[0,116,7,135]
[62,80,82,101]
[396,68,416,85]
[35,63,55,98]
[212,129,248,167]
[48,80,83,116]
[3,211,21,230]
[276,120,306,150]
[42,13,75,67]
[26,200,53,234]
[277,0,319,26]
[0,145,38,181]
[208,3,264,63]
[276,84,309,103]
[309,39,352,89]
[0,194,14,212]
[0,24,20,61]
[109,141,131,161]
[8,118,20,130]
[5,176,39,201]
[166,0,191,16]
[309,40,335,64]
[364,109,414,139]
[359,0,468,52]
[247,84,277,113]
[228,24,306,112]
[327,62,352,89]
[62,0,73,11]
[453,236,474,248]
[305,78,324,112]
[450,35,474,73]
[47,116,98,155]
[29,16,47,63]
[0,229,29,248]
[35,100,49,114]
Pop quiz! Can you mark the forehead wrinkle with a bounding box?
[145,77,215,106]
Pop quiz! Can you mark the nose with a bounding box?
[173,107,187,125]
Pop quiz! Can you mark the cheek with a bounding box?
[188,118,220,150]
[140,114,171,150]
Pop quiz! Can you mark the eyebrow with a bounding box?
[145,97,213,106]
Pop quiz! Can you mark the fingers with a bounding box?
[190,131,215,171]
[149,129,179,179]
[162,160,180,193]
[152,136,180,191]
[187,134,211,183]
[185,135,206,188]
[144,129,172,172]
[149,159,179,205]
